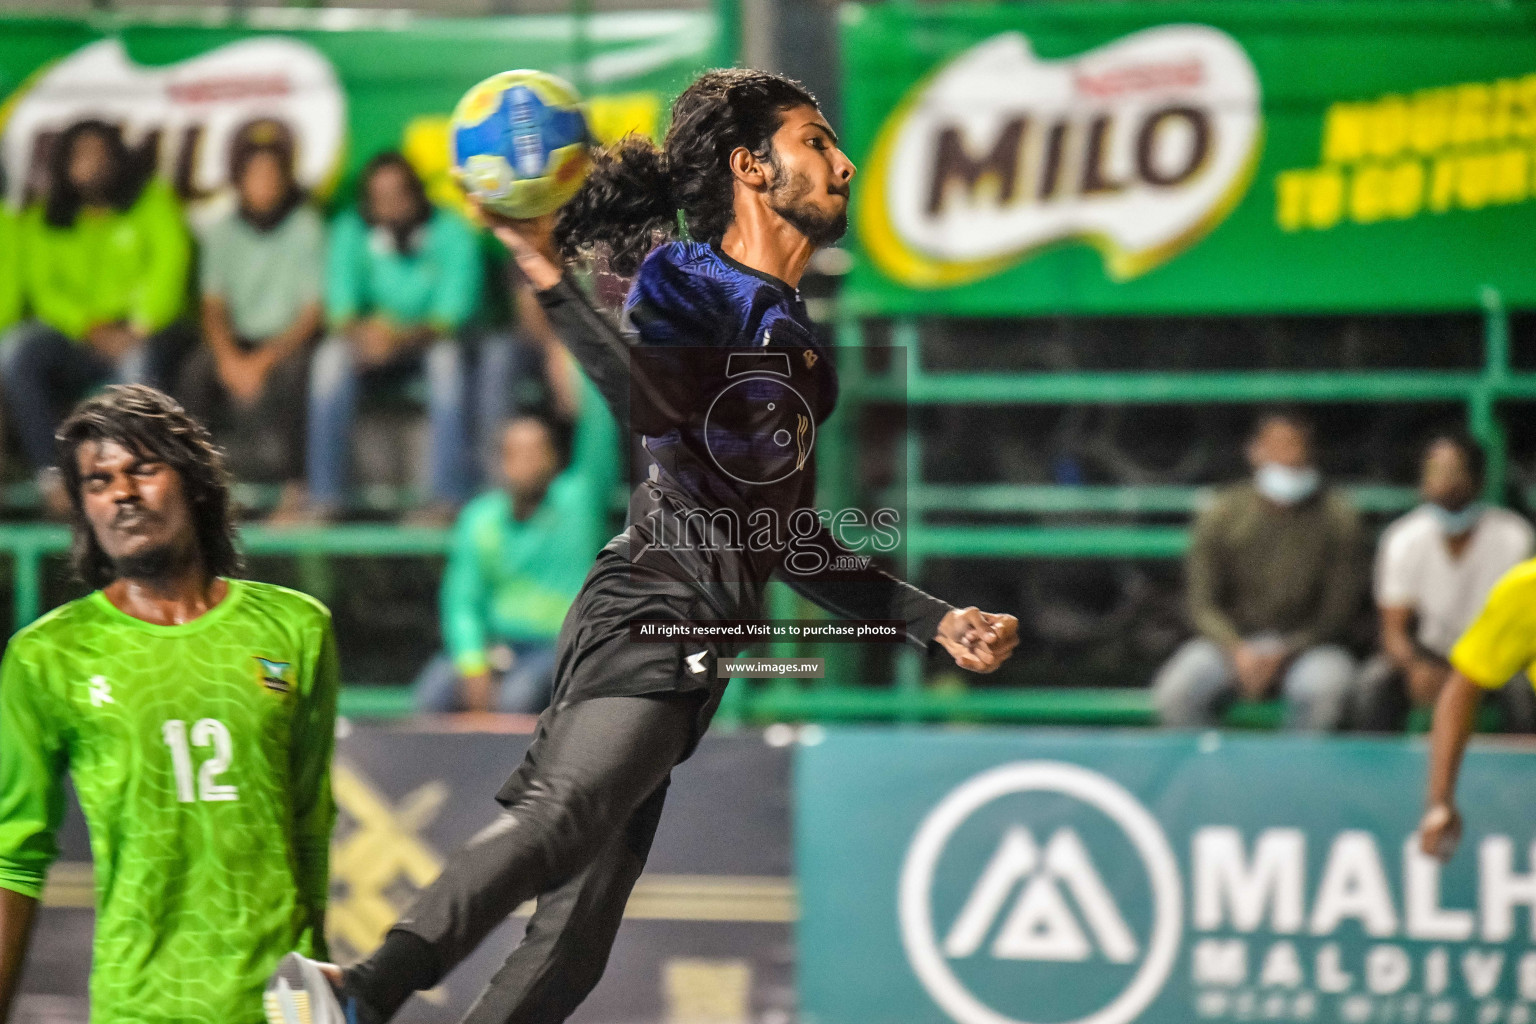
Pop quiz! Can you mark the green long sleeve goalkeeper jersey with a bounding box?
[0,580,338,1024]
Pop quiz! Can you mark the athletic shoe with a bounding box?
[264,952,374,1024]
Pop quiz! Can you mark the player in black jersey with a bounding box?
[266,69,1018,1024]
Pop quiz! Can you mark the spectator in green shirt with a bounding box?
[180,124,323,520]
[1,120,191,501]
[304,152,480,523]
[414,410,608,714]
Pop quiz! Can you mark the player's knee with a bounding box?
[511,777,619,865]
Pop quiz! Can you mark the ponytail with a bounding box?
[555,134,678,277]
[554,70,820,277]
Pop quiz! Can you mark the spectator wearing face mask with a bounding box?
[1352,433,1534,731]
[1153,410,1364,729]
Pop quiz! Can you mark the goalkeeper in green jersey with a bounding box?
[0,385,339,1024]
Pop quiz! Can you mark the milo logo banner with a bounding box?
[0,10,723,226]
[797,730,1536,1024]
[840,2,1536,314]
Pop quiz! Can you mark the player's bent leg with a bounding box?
[339,693,701,1021]
[460,779,670,1024]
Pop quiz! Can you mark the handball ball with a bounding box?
[450,69,592,220]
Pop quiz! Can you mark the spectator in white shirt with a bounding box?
[1352,432,1534,731]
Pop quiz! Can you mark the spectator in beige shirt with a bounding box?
[1153,411,1364,729]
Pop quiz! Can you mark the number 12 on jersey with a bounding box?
[161,718,239,803]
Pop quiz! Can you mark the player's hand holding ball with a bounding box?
[937,607,1020,673]
[451,68,591,288]
[1419,802,1463,862]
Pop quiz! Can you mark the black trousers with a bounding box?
[349,691,703,1024]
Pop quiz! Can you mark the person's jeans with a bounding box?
[475,334,547,487]
[412,643,559,715]
[306,334,471,506]
[0,322,185,470]
[1153,635,1356,730]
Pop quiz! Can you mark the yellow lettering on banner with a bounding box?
[1429,154,1457,213]
[1308,168,1345,229]
[1384,159,1425,219]
[1492,146,1529,204]
[1457,151,1492,209]
[1491,78,1521,143]
[1348,160,1426,224]
[1323,103,1369,164]
[1519,75,1536,139]
[1368,95,1410,160]
[1280,70,1536,230]
[1451,83,1492,147]
[1275,169,1310,231]
[1409,89,1452,155]
[1350,164,1389,223]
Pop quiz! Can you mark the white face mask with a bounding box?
[1427,501,1484,537]
[1254,462,1319,506]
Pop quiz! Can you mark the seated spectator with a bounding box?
[2,120,190,505]
[180,123,322,520]
[1153,410,1363,729]
[304,152,480,523]
[413,413,605,714]
[1353,433,1534,731]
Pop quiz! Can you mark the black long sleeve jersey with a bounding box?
[537,240,952,651]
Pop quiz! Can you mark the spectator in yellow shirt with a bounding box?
[1419,558,1536,861]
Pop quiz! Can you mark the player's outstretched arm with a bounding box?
[1420,670,1480,861]
[0,887,38,1024]
[778,520,1019,671]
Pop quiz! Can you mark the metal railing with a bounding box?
[821,288,1534,696]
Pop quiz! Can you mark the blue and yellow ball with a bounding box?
[449,70,591,220]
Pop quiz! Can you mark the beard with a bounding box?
[767,161,847,248]
[112,540,192,582]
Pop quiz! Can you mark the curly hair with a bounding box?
[56,385,242,589]
[554,69,819,276]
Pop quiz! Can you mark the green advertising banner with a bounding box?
[839,1,1536,315]
[0,8,724,226]
[798,729,1536,1024]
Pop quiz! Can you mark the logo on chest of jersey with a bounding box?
[254,656,293,694]
[86,674,114,708]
